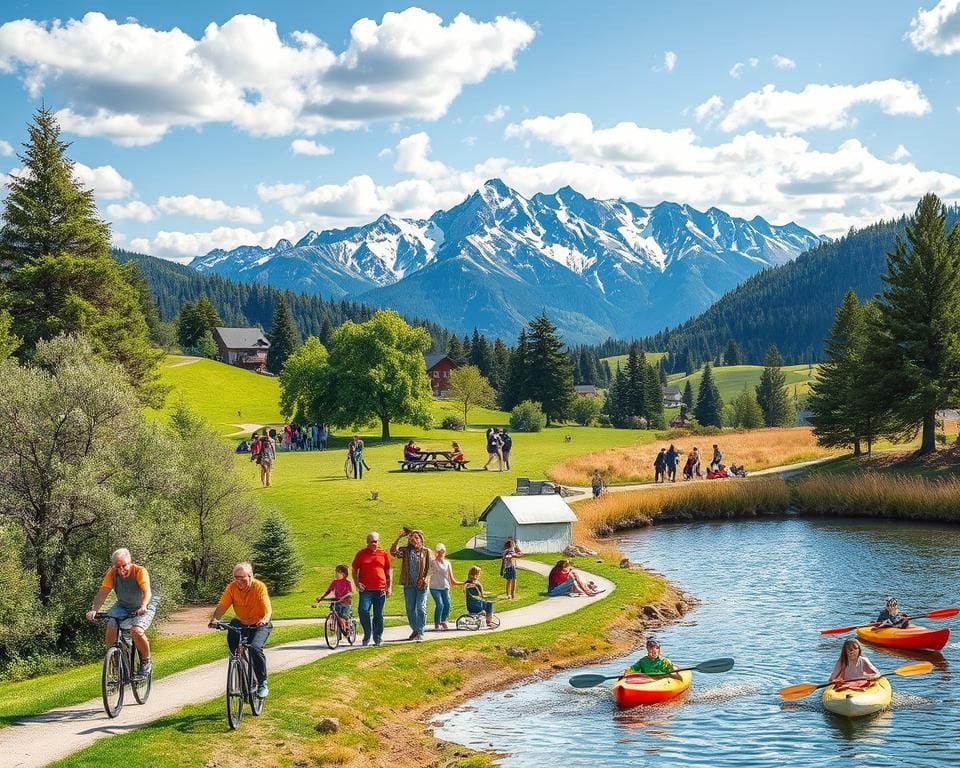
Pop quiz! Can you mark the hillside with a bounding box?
[602,352,667,371]
[670,364,818,405]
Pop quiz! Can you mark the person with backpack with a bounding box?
[654,448,667,483]
[498,428,513,471]
[258,430,276,487]
[665,444,679,482]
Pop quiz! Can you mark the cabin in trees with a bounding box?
[425,353,457,398]
[662,385,684,408]
[213,327,270,370]
[479,495,577,554]
[574,385,599,398]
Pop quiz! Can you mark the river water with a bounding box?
[434,517,960,767]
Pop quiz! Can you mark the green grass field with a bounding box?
[667,363,819,404]
[601,351,667,371]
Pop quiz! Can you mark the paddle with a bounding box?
[820,607,959,635]
[568,657,735,689]
[778,661,934,700]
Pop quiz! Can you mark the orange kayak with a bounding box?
[856,625,949,651]
[612,670,692,708]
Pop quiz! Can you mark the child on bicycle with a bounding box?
[464,566,495,628]
[313,565,353,633]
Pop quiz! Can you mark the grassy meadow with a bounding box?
[668,363,818,403]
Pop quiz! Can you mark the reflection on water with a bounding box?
[434,518,960,766]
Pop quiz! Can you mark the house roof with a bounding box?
[425,353,454,371]
[479,495,578,525]
[662,385,682,396]
[937,409,960,420]
[574,384,598,395]
[213,327,270,349]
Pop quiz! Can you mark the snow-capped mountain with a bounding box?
[190,179,823,342]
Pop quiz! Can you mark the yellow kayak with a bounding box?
[821,678,892,718]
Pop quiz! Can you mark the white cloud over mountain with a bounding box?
[0,9,535,145]
[156,195,262,224]
[129,221,305,263]
[908,0,960,54]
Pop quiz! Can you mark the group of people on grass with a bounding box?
[483,427,513,471]
[279,422,330,451]
[403,440,467,467]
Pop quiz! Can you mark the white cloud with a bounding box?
[0,9,536,145]
[694,95,724,123]
[462,135,477,146]
[483,104,510,122]
[908,0,960,54]
[729,57,759,78]
[749,57,759,67]
[719,80,931,134]
[72,162,133,199]
[290,139,333,156]
[0,139,13,156]
[892,144,911,161]
[663,51,677,72]
[156,194,262,224]
[106,200,155,222]
[393,132,451,179]
[772,54,796,69]
[256,182,306,201]
[130,221,305,263]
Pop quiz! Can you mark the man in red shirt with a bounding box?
[351,531,392,646]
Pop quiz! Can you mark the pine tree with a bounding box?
[252,512,303,595]
[756,345,791,427]
[447,335,465,365]
[868,194,960,453]
[491,337,509,392]
[658,362,668,387]
[643,361,665,429]
[694,363,723,427]
[683,380,695,412]
[266,296,301,374]
[684,349,696,376]
[724,340,743,366]
[319,316,334,346]
[525,313,575,425]
[500,330,528,410]
[732,386,764,428]
[625,342,645,422]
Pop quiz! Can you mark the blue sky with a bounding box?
[0,1,959,261]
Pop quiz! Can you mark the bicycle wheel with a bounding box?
[488,615,501,629]
[346,618,358,645]
[226,656,244,729]
[344,457,355,479]
[246,654,264,716]
[455,614,481,631]
[130,643,152,704]
[101,646,125,718]
[324,613,340,649]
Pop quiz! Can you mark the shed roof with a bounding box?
[479,495,578,525]
[662,385,681,396]
[425,353,455,371]
[574,384,598,395]
[213,327,270,349]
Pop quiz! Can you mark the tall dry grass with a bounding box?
[574,477,791,537]
[549,427,840,486]
[794,472,960,522]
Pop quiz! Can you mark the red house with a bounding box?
[425,353,457,398]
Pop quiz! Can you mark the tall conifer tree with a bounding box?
[525,313,575,425]
[266,296,301,374]
[694,363,723,427]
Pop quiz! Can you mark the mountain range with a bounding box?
[190,179,823,343]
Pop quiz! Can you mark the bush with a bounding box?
[510,400,547,432]
[440,414,466,431]
[571,396,602,426]
[252,512,303,595]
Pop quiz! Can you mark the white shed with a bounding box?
[479,495,578,554]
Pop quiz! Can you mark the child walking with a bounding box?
[501,537,523,599]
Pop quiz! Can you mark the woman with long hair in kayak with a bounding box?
[876,597,910,628]
[829,639,879,690]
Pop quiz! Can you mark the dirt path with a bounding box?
[2,559,614,768]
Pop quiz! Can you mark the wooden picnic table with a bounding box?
[398,450,469,472]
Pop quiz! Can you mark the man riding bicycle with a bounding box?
[208,562,272,698]
[86,548,159,678]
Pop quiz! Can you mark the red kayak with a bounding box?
[856,625,950,651]
[611,670,692,708]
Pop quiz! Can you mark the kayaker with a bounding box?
[829,638,879,690]
[628,639,678,677]
[876,597,910,629]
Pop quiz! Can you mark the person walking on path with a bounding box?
[501,537,523,599]
[591,469,604,498]
[665,444,679,482]
[710,444,723,472]
[86,548,160,679]
[692,446,703,479]
[390,528,432,641]
[208,562,272,698]
[483,428,503,471]
[258,429,276,487]
[499,428,513,471]
[348,435,367,479]
[351,532,392,646]
[654,448,667,483]
[428,543,460,630]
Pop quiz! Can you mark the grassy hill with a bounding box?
[669,363,818,404]
[601,351,667,370]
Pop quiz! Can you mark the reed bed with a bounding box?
[549,427,839,486]
[794,472,960,522]
[574,477,791,537]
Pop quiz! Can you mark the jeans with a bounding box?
[352,455,363,479]
[430,588,451,624]
[357,589,386,643]
[403,585,428,634]
[502,449,511,470]
[547,576,575,597]
[227,619,272,684]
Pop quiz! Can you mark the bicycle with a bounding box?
[212,621,265,729]
[317,598,358,649]
[94,613,152,718]
[454,598,501,631]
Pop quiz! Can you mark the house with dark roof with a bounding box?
[574,384,599,398]
[425,353,457,398]
[662,385,683,408]
[212,327,270,370]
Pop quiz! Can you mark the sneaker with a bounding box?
[256,681,269,698]
[362,637,370,647]
[374,638,383,647]
[415,633,424,642]
[408,631,418,640]
[138,659,152,679]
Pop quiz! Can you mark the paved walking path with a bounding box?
[2,559,614,768]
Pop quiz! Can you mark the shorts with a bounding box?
[502,566,517,581]
[106,595,160,631]
[334,603,352,618]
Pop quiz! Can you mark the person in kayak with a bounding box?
[829,638,880,690]
[876,597,910,628]
[628,638,678,677]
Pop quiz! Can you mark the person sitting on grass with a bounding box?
[876,597,910,629]
[629,638,677,677]
[546,560,602,597]
[829,638,879,690]
[464,566,496,628]
[403,440,422,462]
[312,564,353,634]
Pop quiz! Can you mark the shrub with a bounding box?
[571,396,602,426]
[510,400,547,432]
[440,414,466,431]
[252,511,303,595]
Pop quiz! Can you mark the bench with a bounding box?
[515,477,557,494]
[398,459,469,472]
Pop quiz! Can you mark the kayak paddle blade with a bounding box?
[779,683,818,700]
[695,658,735,674]
[819,626,858,635]
[926,607,960,620]
[568,673,615,689]
[894,662,935,677]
